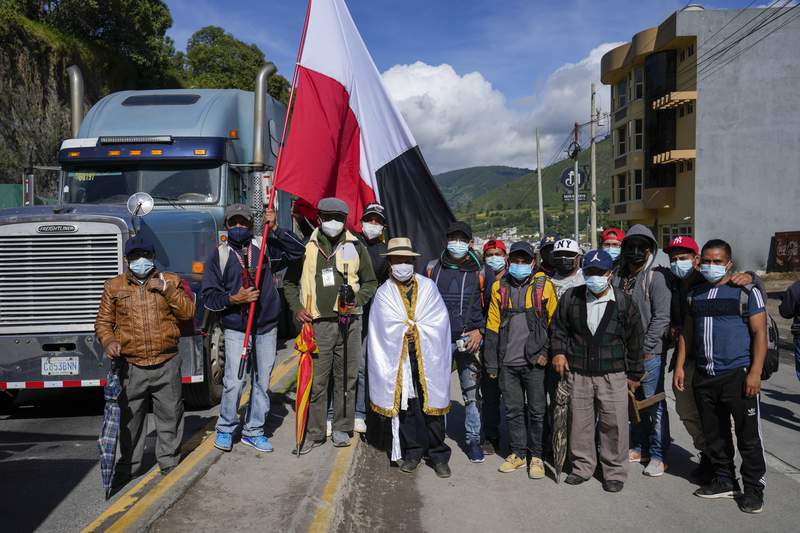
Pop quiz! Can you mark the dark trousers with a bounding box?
[480,372,501,441]
[500,364,546,458]
[399,348,451,465]
[694,366,767,493]
[117,355,183,475]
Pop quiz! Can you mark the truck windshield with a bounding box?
[63,163,222,205]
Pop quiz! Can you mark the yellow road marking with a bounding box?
[83,352,298,532]
[307,442,357,533]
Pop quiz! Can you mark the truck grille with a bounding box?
[0,221,122,334]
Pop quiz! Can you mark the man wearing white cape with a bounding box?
[368,238,453,478]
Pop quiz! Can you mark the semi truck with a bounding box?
[0,64,291,408]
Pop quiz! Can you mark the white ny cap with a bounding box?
[552,238,582,255]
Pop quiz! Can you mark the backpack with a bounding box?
[689,284,780,380]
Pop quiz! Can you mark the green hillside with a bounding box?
[434,165,530,209]
[453,137,613,239]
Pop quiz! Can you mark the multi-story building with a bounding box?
[601,4,800,270]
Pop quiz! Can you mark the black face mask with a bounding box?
[622,246,649,266]
[553,255,576,276]
[227,226,252,249]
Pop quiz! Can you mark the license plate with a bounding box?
[41,356,80,376]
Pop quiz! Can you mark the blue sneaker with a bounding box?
[214,431,233,452]
[241,435,274,453]
[466,441,485,463]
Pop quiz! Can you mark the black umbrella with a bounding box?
[552,376,571,483]
[98,359,121,499]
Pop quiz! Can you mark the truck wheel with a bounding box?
[0,391,17,415]
[184,322,225,409]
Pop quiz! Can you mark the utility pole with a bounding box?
[572,122,580,242]
[590,83,598,248]
[536,128,544,237]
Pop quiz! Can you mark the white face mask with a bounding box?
[391,263,414,282]
[362,222,383,241]
[321,219,344,238]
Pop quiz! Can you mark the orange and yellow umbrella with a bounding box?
[294,322,317,456]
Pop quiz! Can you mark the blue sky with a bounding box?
[164,0,765,171]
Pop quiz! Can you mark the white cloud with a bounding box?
[381,42,623,174]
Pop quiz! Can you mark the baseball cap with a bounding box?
[582,249,613,272]
[509,241,535,260]
[224,203,253,224]
[601,227,625,243]
[552,238,582,255]
[317,197,349,215]
[539,232,560,250]
[446,221,473,240]
[664,235,699,255]
[483,238,507,254]
[361,203,386,221]
[124,234,155,257]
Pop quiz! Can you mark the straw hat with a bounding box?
[382,237,420,257]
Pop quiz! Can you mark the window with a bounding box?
[632,169,643,200]
[631,119,643,151]
[615,125,627,157]
[615,79,627,109]
[660,224,694,249]
[687,101,694,114]
[615,173,627,203]
[227,167,245,204]
[634,68,644,100]
[687,160,693,172]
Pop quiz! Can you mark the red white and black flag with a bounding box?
[275,0,454,266]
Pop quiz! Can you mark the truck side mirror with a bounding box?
[127,192,154,233]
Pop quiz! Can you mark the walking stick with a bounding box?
[337,265,355,422]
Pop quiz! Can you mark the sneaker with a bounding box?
[214,431,233,452]
[498,453,526,473]
[528,457,545,479]
[737,489,764,514]
[433,462,451,478]
[354,417,367,434]
[466,441,485,463]
[292,439,324,456]
[326,419,333,438]
[400,458,421,473]
[481,438,499,456]
[332,430,351,447]
[643,458,666,477]
[628,449,648,463]
[241,435,274,453]
[694,477,740,499]
[602,480,624,493]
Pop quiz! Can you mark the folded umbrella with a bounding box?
[294,321,317,456]
[98,359,122,499]
[552,376,571,483]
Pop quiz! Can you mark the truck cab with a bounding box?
[0,65,288,407]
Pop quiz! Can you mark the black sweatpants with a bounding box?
[399,346,451,465]
[500,363,546,458]
[481,372,501,442]
[693,366,767,493]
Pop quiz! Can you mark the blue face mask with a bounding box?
[670,259,694,279]
[129,257,154,278]
[447,240,469,259]
[700,264,728,283]
[603,246,621,261]
[227,226,252,248]
[508,262,533,280]
[585,275,610,294]
[485,255,506,273]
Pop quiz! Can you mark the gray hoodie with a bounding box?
[612,224,672,356]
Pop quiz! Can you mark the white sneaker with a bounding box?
[326,419,333,438]
[354,417,367,434]
[644,458,666,477]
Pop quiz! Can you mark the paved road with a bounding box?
[0,382,217,532]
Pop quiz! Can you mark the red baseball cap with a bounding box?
[664,235,699,255]
[483,238,507,253]
[601,227,625,242]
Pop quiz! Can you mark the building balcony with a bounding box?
[611,199,650,221]
[642,186,676,210]
[651,91,697,111]
[652,149,696,165]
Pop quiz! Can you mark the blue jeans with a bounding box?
[794,336,800,382]
[216,328,277,437]
[631,354,671,461]
[453,348,481,445]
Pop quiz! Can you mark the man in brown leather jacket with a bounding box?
[95,234,194,482]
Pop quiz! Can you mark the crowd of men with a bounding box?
[94,196,783,515]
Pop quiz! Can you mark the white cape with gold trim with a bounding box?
[368,274,452,460]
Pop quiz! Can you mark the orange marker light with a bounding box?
[130,149,142,156]
[108,150,121,156]
[151,149,163,155]
[67,151,80,158]
[229,129,239,139]
[192,261,205,274]
[194,149,207,156]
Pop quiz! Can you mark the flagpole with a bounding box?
[237,0,314,379]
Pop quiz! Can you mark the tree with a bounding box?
[183,26,290,103]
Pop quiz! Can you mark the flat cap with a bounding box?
[224,203,253,223]
[317,197,349,215]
